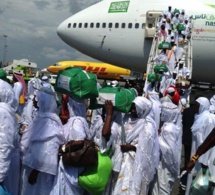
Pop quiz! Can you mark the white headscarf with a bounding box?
[133,96,152,118]
[0,79,17,110]
[27,78,42,97]
[67,96,86,118]
[196,97,210,114]
[34,86,57,113]
[22,86,64,175]
[209,95,215,113]
[210,95,215,106]
[161,102,179,124]
[192,97,211,134]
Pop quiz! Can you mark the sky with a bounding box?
[0,0,100,70]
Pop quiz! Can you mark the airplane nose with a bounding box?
[57,21,66,40]
[57,21,67,40]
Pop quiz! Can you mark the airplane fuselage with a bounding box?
[57,0,215,84]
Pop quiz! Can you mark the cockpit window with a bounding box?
[79,23,82,28]
[121,23,126,28]
[73,23,77,28]
[84,23,88,28]
[68,23,71,28]
[135,23,139,29]
[128,23,132,29]
[108,23,112,28]
[90,23,94,28]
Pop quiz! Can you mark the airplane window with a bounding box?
[79,23,82,28]
[102,23,106,28]
[73,23,77,28]
[115,23,119,28]
[96,23,100,28]
[128,23,132,29]
[135,23,139,29]
[84,23,88,28]
[142,23,145,29]
[121,23,126,28]
[68,23,71,28]
[108,23,112,28]
[90,23,94,28]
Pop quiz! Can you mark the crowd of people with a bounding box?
[0,6,215,195]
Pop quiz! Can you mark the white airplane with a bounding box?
[57,0,215,84]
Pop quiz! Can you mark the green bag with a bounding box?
[0,69,7,81]
[55,67,98,99]
[154,64,168,74]
[97,86,136,113]
[177,24,185,31]
[147,74,157,83]
[78,152,112,195]
[174,8,180,14]
[158,42,172,50]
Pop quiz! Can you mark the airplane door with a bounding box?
[145,10,162,38]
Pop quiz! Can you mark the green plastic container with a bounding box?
[55,67,98,99]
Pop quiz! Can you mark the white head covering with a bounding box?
[67,96,86,118]
[28,78,42,97]
[196,97,210,114]
[210,95,215,106]
[41,75,49,81]
[132,96,152,118]
[111,80,119,87]
[180,98,187,107]
[167,87,175,94]
[34,86,57,113]
[0,79,18,110]
[161,102,179,123]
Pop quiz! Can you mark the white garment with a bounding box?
[112,117,145,194]
[50,117,89,195]
[21,87,65,195]
[13,81,24,115]
[185,97,215,195]
[152,102,182,195]
[112,97,154,194]
[147,90,161,129]
[174,66,190,78]
[0,79,20,195]
[153,52,168,65]
[0,103,20,195]
[20,95,37,126]
[131,115,159,195]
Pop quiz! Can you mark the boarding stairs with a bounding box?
[144,19,193,103]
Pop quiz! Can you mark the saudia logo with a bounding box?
[108,1,130,13]
[191,14,215,26]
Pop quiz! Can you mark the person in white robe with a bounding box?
[146,90,161,130]
[209,95,215,114]
[13,72,27,116]
[20,78,42,134]
[50,96,90,195]
[151,102,182,195]
[112,96,157,194]
[0,79,20,195]
[21,86,65,195]
[89,102,122,195]
[185,97,215,195]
